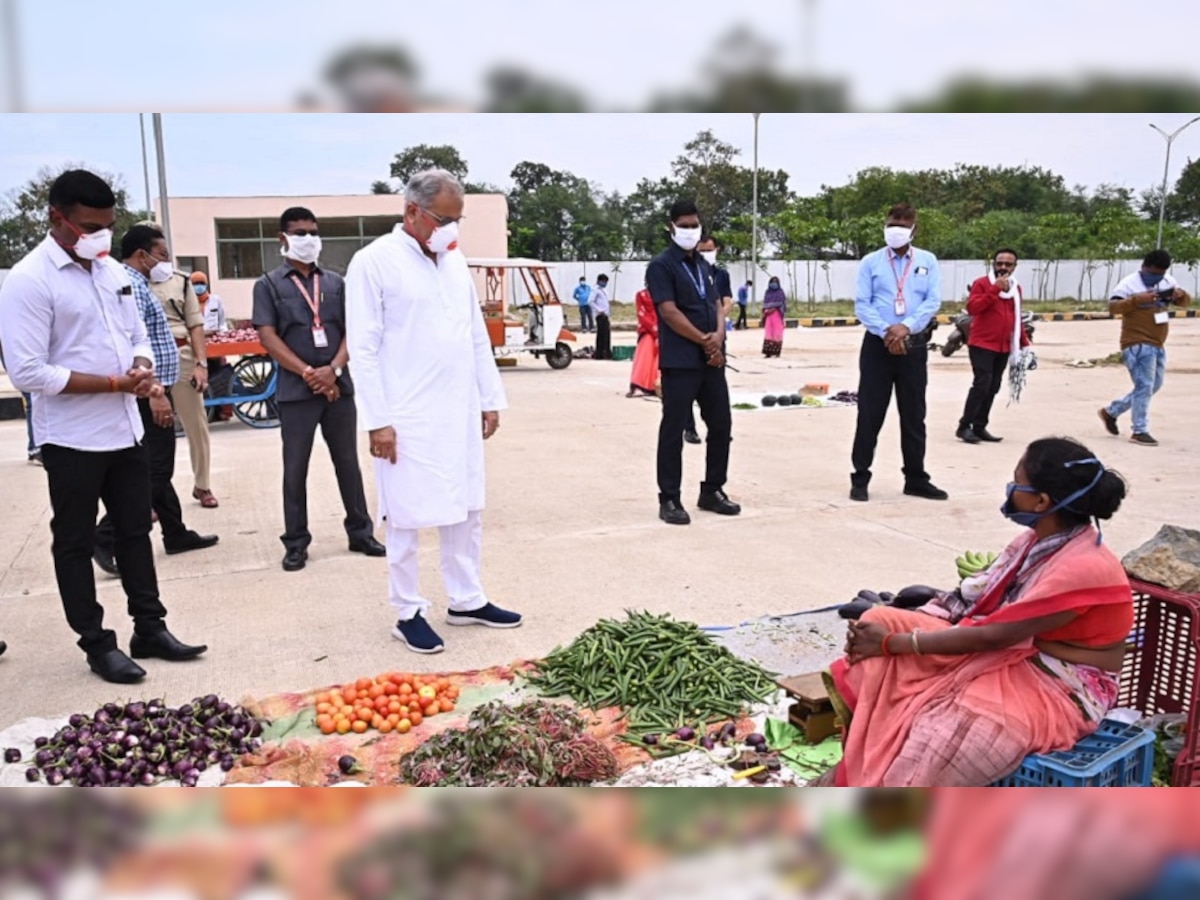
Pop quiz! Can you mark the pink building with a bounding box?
[156,193,509,319]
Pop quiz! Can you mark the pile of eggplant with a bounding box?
[837,585,941,620]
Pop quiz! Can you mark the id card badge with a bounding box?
[312,326,329,348]
[894,297,907,317]
[1154,310,1170,325]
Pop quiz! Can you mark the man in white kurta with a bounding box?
[345,168,523,654]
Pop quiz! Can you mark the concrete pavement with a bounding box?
[1,319,1198,723]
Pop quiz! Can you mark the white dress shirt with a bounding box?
[591,284,610,315]
[203,293,229,333]
[0,235,152,451]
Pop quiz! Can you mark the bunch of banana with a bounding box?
[956,549,998,580]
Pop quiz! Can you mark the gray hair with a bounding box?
[404,168,464,208]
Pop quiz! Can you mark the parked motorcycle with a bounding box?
[941,311,1036,358]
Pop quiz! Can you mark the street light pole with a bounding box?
[1149,115,1200,249]
[151,114,173,255]
[1,0,25,112]
[751,112,760,298]
[138,114,153,221]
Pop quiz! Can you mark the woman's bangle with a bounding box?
[881,633,893,657]
[911,630,923,656]
[108,375,118,393]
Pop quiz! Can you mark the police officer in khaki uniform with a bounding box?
[151,268,218,508]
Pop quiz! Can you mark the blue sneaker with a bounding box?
[391,614,445,654]
[446,603,523,629]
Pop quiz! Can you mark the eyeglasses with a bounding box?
[287,229,320,237]
[419,208,464,228]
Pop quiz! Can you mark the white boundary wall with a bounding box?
[540,259,1200,305]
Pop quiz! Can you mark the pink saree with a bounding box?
[826,526,1133,786]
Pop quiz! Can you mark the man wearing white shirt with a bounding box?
[345,168,523,654]
[591,273,612,359]
[0,170,207,684]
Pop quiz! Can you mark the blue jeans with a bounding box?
[1107,344,1165,434]
[579,304,594,332]
[22,392,37,455]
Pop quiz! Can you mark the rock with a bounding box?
[1122,525,1200,594]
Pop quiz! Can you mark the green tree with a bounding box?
[370,180,395,195]
[1168,157,1200,225]
[386,144,470,187]
[506,162,624,261]
[0,164,146,268]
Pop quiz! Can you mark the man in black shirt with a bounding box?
[645,200,740,525]
[252,207,385,571]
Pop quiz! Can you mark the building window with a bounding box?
[176,256,210,277]
[214,216,401,279]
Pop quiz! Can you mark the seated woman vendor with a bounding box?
[816,436,1133,787]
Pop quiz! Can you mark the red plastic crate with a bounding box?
[1119,578,1200,786]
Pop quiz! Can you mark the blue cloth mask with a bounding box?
[1141,271,1165,287]
[195,284,208,296]
[1001,458,1107,543]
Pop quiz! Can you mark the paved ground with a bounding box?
[2,319,1198,724]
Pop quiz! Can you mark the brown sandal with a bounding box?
[193,488,219,508]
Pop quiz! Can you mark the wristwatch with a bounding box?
[333,366,344,378]
[195,361,208,369]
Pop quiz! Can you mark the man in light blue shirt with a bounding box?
[573,276,594,333]
[849,203,947,503]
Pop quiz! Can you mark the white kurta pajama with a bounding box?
[345,226,507,621]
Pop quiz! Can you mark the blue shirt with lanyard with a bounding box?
[854,245,942,339]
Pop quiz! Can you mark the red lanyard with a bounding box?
[290,273,322,327]
[887,250,913,301]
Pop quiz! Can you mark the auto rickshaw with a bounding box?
[468,257,576,369]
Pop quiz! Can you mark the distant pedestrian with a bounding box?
[735,279,751,329]
[1099,248,1192,446]
[761,276,787,357]
[592,273,612,360]
[573,276,594,333]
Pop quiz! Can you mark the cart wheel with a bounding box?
[546,342,573,369]
[231,356,280,429]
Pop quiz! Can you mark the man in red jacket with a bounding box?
[957,248,1028,444]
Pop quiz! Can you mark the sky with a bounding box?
[2,0,1198,112]
[2,113,1199,208]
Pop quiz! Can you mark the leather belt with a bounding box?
[175,337,189,347]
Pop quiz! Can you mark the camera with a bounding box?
[1155,287,1176,303]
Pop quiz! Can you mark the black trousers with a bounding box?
[41,442,168,655]
[96,394,187,553]
[579,305,594,332]
[851,333,931,488]
[594,313,612,359]
[658,366,732,501]
[278,395,374,552]
[735,305,748,329]
[960,346,1009,430]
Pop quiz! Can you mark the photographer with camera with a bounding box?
[1099,249,1191,446]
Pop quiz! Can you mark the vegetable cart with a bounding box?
[203,334,280,429]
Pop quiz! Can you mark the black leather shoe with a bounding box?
[683,429,702,445]
[904,482,949,501]
[974,427,1003,442]
[956,425,981,444]
[88,648,147,683]
[697,489,741,516]
[348,536,387,557]
[849,485,869,502]
[0,640,7,658]
[93,547,120,577]
[659,500,691,525]
[164,532,220,555]
[283,549,308,571]
[129,628,207,661]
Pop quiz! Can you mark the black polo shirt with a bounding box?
[251,262,353,403]
[646,244,720,369]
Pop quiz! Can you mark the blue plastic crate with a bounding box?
[990,719,1156,787]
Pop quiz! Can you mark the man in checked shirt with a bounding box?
[93,225,220,576]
